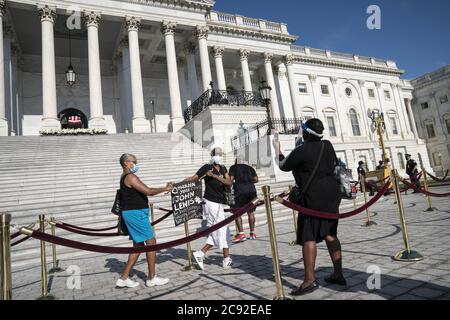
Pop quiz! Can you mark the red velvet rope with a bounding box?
[277,181,391,219]
[425,170,450,183]
[11,235,32,247]
[401,179,450,198]
[23,201,259,254]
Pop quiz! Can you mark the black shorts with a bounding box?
[232,192,257,211]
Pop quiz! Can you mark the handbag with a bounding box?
[117,215,129,236]
[334,158,356,200]
[289,142,325,205]
[225,187,236,206]
[111,189,122,216]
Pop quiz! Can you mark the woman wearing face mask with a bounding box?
[183,147,238,270]
[116,153,173,288]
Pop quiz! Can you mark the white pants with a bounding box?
[203,199,231,250]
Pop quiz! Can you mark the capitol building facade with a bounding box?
[0,0,435,172]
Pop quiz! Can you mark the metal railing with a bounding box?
[231,118,302,151]
[184,90,263,123]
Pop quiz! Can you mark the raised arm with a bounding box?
[279,147,303,172]
[126,174,172,196]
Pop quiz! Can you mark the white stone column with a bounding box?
[126,16,150,133]
[213,46,226,91]
[356,80,372,139]
[285,55,301,118]
[405,98,419,139]
[330,77,346,141]
[0,1,8,135]
[195,26,212,92]
[38,5,60,130]
[275,64,294,118]
[239,49,252,92]
[263,52,281,119]
[184,42,200,101]
[390,83,408,138]
[84,11,106,129]
[161,21,184,132]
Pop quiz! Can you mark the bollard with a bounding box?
[37,215,56,300]
[418,153,436,212]
[182,222,196,271]
[288,186,297,246]
[149,202,156,237]
[361,177,376,227]
[262,186,292,300]
[0,213,12,300]
[48,217,64,274]
[391,170,424,262]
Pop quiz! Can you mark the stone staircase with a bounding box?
[0,133,363,268]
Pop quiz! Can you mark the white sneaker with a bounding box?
[193,251,205,270]
[146,276,169,287]
[223,257,240,269]
[116,277,139,288]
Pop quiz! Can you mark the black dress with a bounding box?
[279,140,341,245]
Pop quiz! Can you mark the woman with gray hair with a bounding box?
[116,153,173,288]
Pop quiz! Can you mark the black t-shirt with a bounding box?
[357,166,366,178]
[406,159,418,176]
[196,164,228,204]
[229,164,257,195]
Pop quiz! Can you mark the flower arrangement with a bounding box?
[39,128,108,136]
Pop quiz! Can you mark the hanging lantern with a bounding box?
[66,29,76,86]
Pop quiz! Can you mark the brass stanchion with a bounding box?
[0,213,12,300]
[182,222,196,271]
[48,217,64,274]
[37,215,56,300]
[391,170,424,262]
[288,186,297,246]
[361,177,376,227]
[262,186,292,300]
[418,154,437,212]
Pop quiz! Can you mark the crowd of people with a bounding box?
[114,117,422,297]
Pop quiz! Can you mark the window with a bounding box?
[389,117,398,135]
[384,90,391,100]
[432,152,442,166]
[345,88,352,97]
[321,85,329,95]
[298,83,307,93]
[368,89,375,98]
[397,153,405,170]
[440,95,449,104]
[303,114,314,121]
[446,118,450,134]
[349,109,361,136]
[421,102,429,110]
[426,123,436,138]
[326,116,337,137]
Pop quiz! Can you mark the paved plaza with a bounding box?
[11,186,450,300]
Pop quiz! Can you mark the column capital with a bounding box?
[358,79,365,87]
[184,42,196,55]
[264,52,273,64]
[213,46,224,58]
[38,5,56,23]
[84,11,101,28]
[429,91,436,99]
[284,54,295,66]
[239,49,250,61]
[375,81,382,89]
[331,77,339,85]
[308,74,317,82]
[126,16,141,32]
[0,1,6,17]
[195,25,209,40]
[161,21,177,36]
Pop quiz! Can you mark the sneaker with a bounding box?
[249,233,257,240]
[232,233,247,243]
[146,276,169,287]
[116,277,139,288]
[193,251,205,270]
[223,257,240,269]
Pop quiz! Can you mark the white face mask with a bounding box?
[211,156,222,165]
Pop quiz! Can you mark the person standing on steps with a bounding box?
[116,153,172,289]
[274,119,346,297]
[183,147,239,271]
[229,155,259,242]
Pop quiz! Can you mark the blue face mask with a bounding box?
[130,164,140,174]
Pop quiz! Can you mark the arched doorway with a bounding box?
[58,108,88,129]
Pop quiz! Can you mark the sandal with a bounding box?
[290,280,319,296]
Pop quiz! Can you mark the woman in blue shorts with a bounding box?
[116,153,173,288]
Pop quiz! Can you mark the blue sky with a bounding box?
[213,0,450,79]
